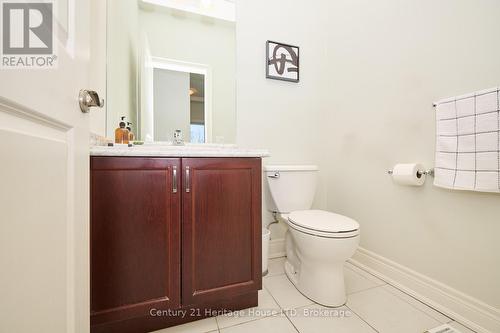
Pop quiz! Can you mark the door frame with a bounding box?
[146,56,213,143]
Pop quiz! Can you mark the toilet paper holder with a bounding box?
[387,168,434,178]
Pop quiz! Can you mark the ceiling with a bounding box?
[140,0,235,22]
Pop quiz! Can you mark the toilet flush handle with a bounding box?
[268,172,280,179]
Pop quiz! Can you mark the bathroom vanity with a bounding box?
[90,146,268,333]
[95,3,245,329]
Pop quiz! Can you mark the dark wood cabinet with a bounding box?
[182,158,262,305]
[91,157,181,326]
[90,156,262,333]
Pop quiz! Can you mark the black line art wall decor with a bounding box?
[266,40,299,82]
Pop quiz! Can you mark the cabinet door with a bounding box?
[90,157,181,326]
[182,158,262,305]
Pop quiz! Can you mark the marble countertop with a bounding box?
[90,143,270,158]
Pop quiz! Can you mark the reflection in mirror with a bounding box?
[189,73,206,143]
[152,68,206,143]
[106,0,236,144]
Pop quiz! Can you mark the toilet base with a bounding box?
[284,258,347,308]
[284,228,359,308]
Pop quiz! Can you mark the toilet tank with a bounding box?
[264,165,318,214]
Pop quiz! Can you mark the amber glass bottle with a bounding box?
[127,122,134,141]
[115,117,129,144]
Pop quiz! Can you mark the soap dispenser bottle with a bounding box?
[127,122,135,142]
[115,116,130,144]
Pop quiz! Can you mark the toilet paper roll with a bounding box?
[391,163,426,186]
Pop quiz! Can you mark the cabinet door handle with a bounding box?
[172,166,177,193]
[185,166,190,193]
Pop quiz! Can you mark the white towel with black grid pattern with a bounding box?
[434,87,500,193]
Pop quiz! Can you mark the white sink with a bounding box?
[141,142,238,149]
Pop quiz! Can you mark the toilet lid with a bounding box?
[288,210,359,233]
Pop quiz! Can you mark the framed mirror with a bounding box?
[106,0,236,144]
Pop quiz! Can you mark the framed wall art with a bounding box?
[266,40,299,82]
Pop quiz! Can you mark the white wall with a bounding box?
[236,0,329,237]
[140,6,236,143]
[236,0,500,317]
[153,69,190,141]
[321,0,500,310]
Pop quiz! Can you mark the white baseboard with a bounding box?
[349,247,500,333]
[268,238,285,259]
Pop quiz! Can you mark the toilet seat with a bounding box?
[287,210,360,238]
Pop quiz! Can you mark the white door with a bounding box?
[0,1,98,332]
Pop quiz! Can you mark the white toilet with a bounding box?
[265,165,360,307]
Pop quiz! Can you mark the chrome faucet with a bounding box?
[173,129,184,145]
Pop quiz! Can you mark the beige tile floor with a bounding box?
[154,258,477,333]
